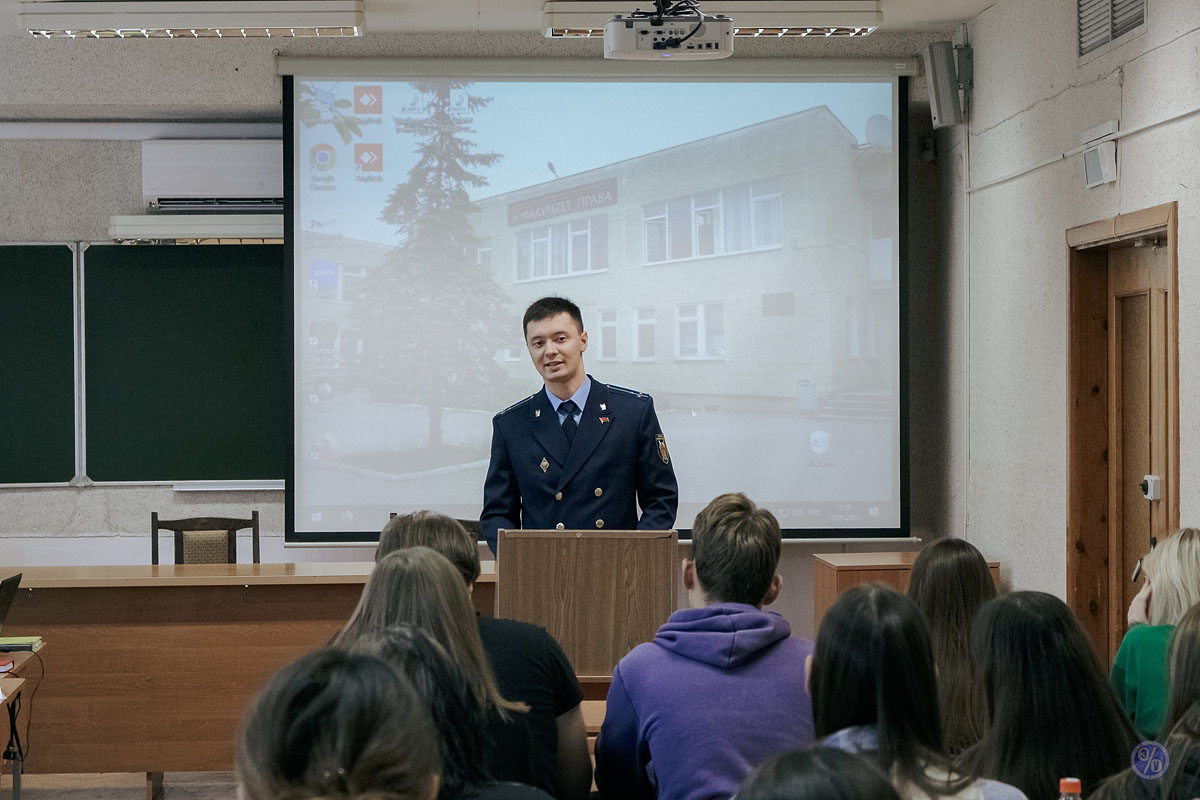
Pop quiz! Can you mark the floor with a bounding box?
[0,772,237,799]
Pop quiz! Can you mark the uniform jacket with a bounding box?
[480,377,678,553]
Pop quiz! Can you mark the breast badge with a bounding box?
[540,457,549,473]
[656,434,670,465]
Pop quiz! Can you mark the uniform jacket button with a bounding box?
[555,491,563,501]
[555,523,565,530]
[594,488,603,497]
[595,519,605,529]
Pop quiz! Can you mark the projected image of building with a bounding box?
[292,98,902,530]
[469,106,897,416]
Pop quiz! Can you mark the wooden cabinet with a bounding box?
[813,552,1000,629]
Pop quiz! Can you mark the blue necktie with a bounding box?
[559,400,578,446]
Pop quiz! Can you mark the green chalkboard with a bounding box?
[84,244,289,481]
[0,245,76,484]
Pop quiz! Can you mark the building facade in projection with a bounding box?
[469,105,897,412]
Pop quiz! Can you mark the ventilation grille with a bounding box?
[1079,0,1145,56]
[151,197,284,213]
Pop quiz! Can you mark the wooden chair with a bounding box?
[151,511,260,565]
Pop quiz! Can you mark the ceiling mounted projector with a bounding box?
[546,1,881,39]
[603,0,733,59]
[604,12,733,59]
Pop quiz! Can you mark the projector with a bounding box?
[603,13,734,60]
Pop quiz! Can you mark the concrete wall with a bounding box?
[948,1,1200,595]
[0,29,950,638]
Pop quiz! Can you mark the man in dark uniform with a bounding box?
[481,296,678,554]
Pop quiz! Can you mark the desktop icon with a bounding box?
[309,143,337,171]
[354,86,382,114]
[355,143,383,172]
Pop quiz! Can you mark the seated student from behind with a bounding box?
[595,492,814,800]
[376,512,590,800]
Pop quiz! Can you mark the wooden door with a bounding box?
[1067,203,1179,663]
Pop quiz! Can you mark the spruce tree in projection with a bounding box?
[347,81,515,450]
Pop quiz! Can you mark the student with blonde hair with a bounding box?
[1112,528,1200,740]
[1096,600,1200,800]
[376,512,590,800]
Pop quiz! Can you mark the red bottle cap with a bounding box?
[1060,778,1082,794]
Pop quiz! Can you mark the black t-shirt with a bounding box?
[460,782,555,800]
[477,616,584,796]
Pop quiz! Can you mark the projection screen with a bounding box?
[286,64,907,542]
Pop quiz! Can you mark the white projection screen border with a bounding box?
[281,60,910,544]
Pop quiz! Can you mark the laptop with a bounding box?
[0,573,20,634]
[0,573,41,652]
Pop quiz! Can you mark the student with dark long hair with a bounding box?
[347,624,552,800]
[811,583,1025,800]
[907,538,997,755]
[235,648,441,800]
[962,591,1137,799]
[1094,600,1200,800]
[736,748,903,800]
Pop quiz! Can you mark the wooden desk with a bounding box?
[0,563,496,776]
[1,676,26,800]
[812,552,1000,628]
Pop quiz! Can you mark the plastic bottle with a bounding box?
[1058,778,1082,800]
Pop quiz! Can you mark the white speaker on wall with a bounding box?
[923,41,964,129]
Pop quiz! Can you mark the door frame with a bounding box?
[1066,201,1179,662]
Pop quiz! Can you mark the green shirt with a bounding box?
[1110,623,1173,741]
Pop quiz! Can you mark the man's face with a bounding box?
[525,312,588,390]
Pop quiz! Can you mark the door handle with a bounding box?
[1141,474,1162,501]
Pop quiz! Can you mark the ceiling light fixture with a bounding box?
[19,0,365,39]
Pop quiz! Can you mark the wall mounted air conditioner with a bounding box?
[142,139,283,212]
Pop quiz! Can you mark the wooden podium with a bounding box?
[496,529,677,681]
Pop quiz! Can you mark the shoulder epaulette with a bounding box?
[608,384,651,400]
[495,393,536,418]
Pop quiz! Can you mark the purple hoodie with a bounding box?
[594,603,815,800]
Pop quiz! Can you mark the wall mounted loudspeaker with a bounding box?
[923,41,963,129]
[1083,141,1117,188]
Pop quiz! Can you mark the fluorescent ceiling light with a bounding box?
[19,0,365,38]
[544,1,881,37]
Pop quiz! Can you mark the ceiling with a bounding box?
[1,0,999,37]
[364,0,997,34]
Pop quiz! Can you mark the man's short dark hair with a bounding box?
[691,493,781,605]
[523,296,584,336]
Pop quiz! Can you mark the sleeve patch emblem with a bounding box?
[656,434,670,465]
